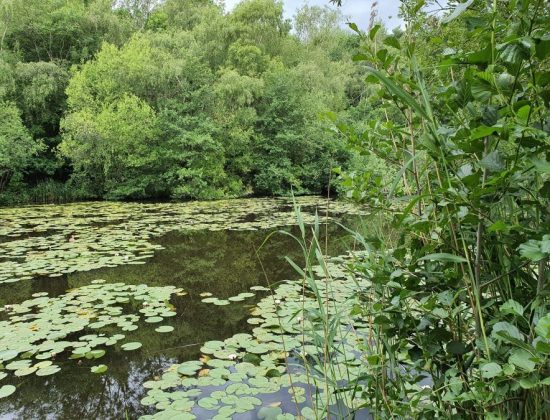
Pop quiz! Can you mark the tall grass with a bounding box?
[0,180,84,206]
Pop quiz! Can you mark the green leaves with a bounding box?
[508,350,536,372]
[519,235,550,262]
[365,67,429,120]
[480,362,502,379]
[535,315,550,339]
[500,300,524,317]
[441,0,474,24]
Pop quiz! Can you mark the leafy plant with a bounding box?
[332,0,550,417]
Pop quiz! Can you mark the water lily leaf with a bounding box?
[145,316,164,323]
[0,385,16,399]
[197,397,220,410]
[121,342,142,351]
[36,365,61,376]
[14,367,38,377]
[155,326,174,333]
[258,407,283,420]
[177,361,203,376]
[91,364,108,374]
[0,350,18,362]
[86,349,106,359]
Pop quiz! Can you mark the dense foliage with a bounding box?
[0,0,364,203]
[330,0,549,417]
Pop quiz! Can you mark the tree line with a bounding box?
[0,0,378,203]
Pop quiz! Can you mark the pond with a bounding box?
[0,197,369,419]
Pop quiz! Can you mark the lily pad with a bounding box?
[91,365,108,374]
[155,326,174,333]
[121,342,142,351]
[0,385,16,399]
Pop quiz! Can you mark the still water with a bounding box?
[0,198,364,419]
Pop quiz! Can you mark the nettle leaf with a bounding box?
[519,376,539,389]
[508,349,536,372]
[480,362,502,379]
[488,220,510,233]
[535,314,550,339]
[492,321,523,341]
[500,300,524,317]
[519,237,550,262]
[480,151,505,172]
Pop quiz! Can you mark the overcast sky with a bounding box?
[223,0,404,31]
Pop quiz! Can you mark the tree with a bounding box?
[0,102,41,192]
[3,0,132,63]
[61,94,160,198]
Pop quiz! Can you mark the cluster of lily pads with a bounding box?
[139,252,374,419]
[199,286,270,306]
[0,281,182,397]
[0,197,366,284]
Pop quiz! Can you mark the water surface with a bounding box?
[0,198,363,419]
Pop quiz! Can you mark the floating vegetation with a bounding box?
[201,291,258,305]
[139,252,373,419]
[0,197,365,284]
[0,281,181,395]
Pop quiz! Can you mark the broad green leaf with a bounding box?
[383,36,401,50]
[492,321,523,341]
[500,300,524,317]
[480,362,502,379]
[519,239,546,262]
[508,349,536,372]
[0,385,16,399]
[470,125,500,140]
[369,24,381,40]
[535,315,550,339]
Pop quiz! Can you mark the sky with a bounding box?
[223,0,404,31]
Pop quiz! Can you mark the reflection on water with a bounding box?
[0,221,359,420]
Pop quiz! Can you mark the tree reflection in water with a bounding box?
[0,221,360,419]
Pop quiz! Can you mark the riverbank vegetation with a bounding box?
[324,0,550,417]
[0,0,380,204]
[0,0,548,418]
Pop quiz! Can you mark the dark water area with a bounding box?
[0,220,361,420]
